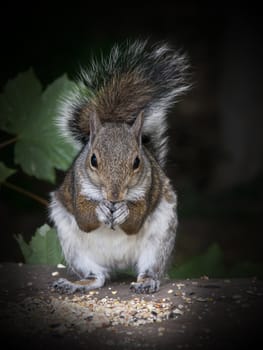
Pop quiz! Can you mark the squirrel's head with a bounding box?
[85,111,145,202]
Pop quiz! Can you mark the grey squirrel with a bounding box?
[49,40,189,294]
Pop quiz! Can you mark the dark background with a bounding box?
[0,5,263,270]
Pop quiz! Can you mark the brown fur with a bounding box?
[50,40,185,294]
[55,106,172,236]
[121,151,164,235]
[77,72,154,136]
[56,169,101,233]
[56,126,169,234]
[56,142,168,236]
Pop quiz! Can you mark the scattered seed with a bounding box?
[51,271,59,277]
[2,280,191,338]
[57,264,66,269]
[200,275,209,280]
[173,308,184,315]
[89,291,96,295]
[196,297,209,302]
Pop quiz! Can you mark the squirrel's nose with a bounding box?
[107,189,124,202]
[109,191,119,202]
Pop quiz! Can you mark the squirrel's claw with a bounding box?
[97,200,129,229]
[51,277,104,294]
[96,200,114,227]
[130,278,160,294]
[112,202,129,227]
[52,278,87,294]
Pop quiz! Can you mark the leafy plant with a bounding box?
[0,161,16,182]
[0,69,78,264]
[0,69,77,184]
[15,224,64,265]
[169,243,263,279]
[169,244,226,279]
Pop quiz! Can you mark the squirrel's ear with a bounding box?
[131,110,144,146]
[89,111,101,143]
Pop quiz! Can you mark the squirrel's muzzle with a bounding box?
[107,191,123,202]
[105,185,127,202]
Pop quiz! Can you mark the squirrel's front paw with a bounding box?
[96,200,114,226]
[112,201,129,228]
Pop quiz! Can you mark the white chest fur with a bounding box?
[49,193,177,278]
[79,226,141,269]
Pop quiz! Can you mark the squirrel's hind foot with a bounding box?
[130,277,160,294]
[52,277,104,294]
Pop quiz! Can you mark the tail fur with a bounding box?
[58,40,190,166]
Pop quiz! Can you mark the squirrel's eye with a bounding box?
[91,153,98,168]
[133,156,140,170]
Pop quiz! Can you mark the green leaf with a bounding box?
[15,224,64,265]
[169,243,263,279]
[15,234,33,261]
[0,70,78,183]
[169,243,226,279]
[0,162,16,182]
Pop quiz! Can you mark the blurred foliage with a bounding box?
[0,70,77,263]
[169,243,263,279]
[0,162,16,182]
[0,69,77,183]
[15,224,64,265]
[170,244,225,279]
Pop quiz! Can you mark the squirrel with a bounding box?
[49,40,189,294]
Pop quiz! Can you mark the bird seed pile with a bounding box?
[2,293,184,336]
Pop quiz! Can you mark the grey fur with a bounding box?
[50,40,184,295]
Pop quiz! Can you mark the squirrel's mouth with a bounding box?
[102,187,127,203]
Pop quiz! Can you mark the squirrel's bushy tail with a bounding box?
[58,40,190,166]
